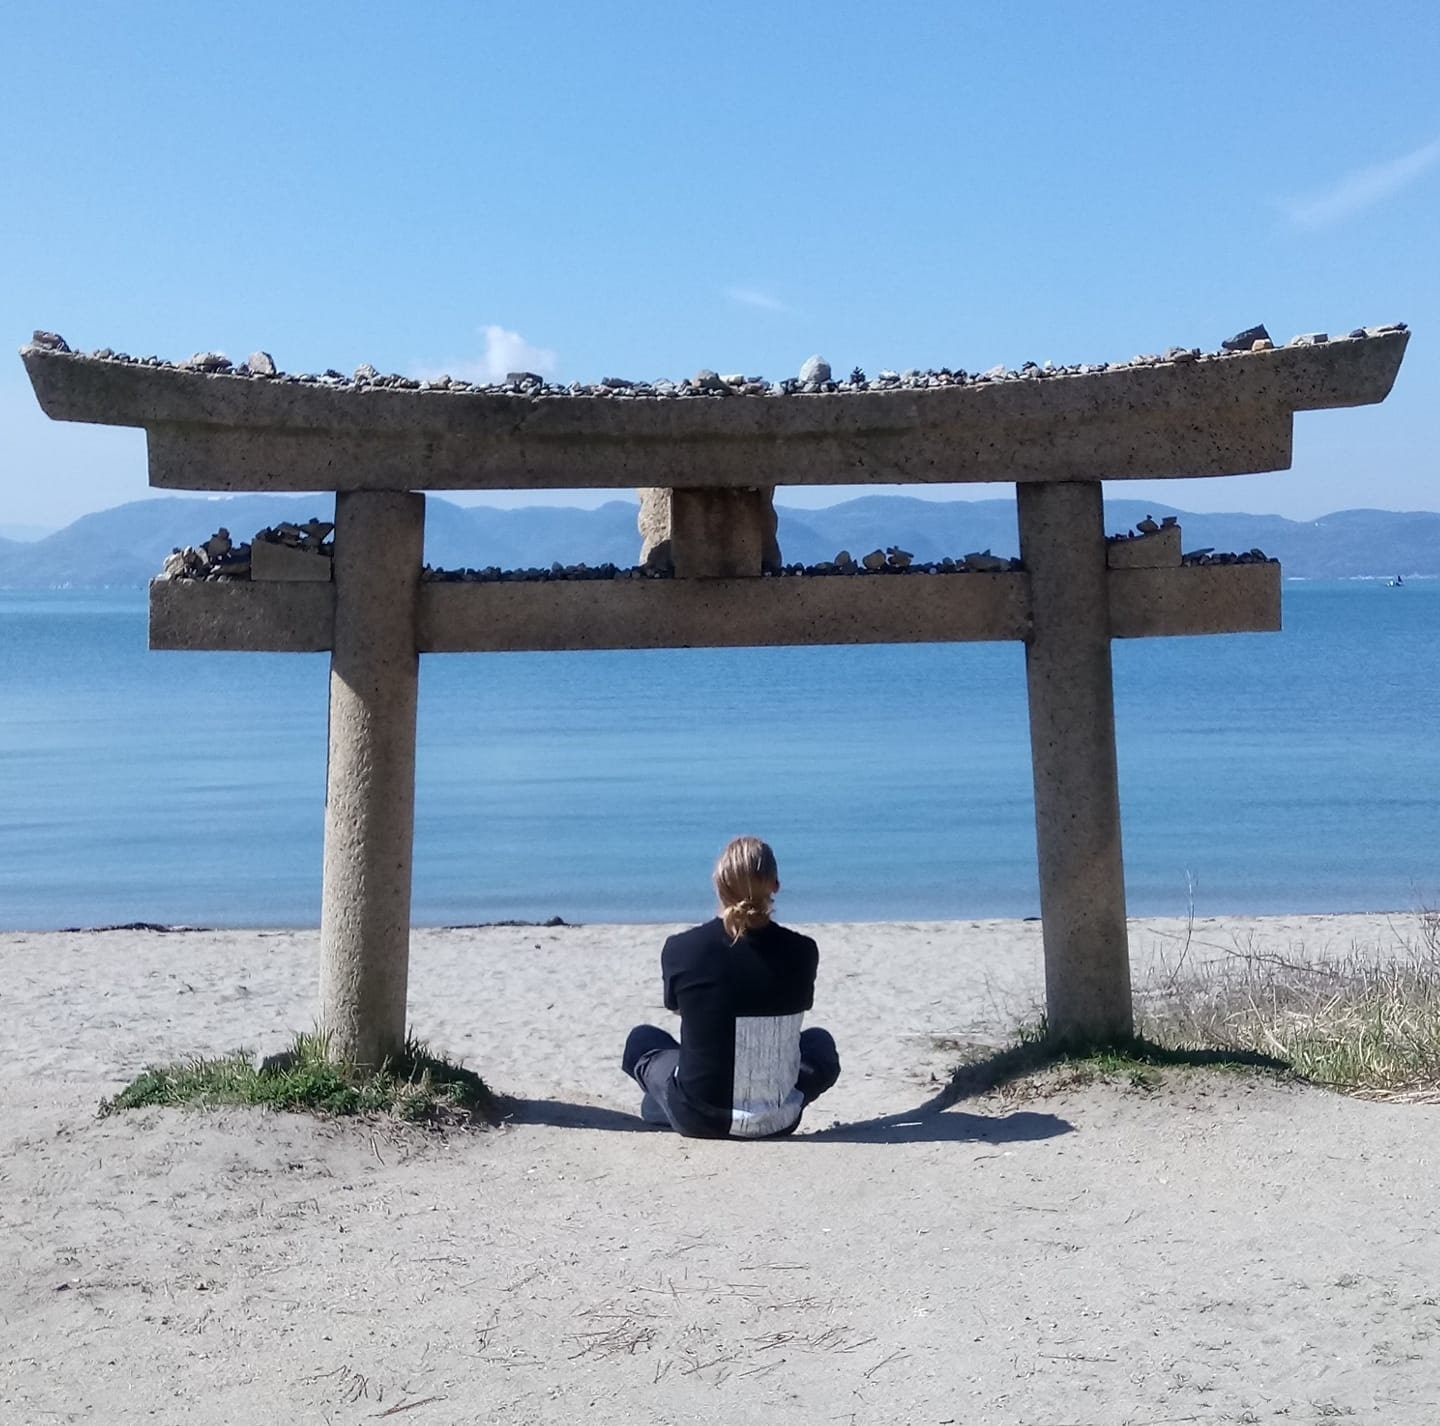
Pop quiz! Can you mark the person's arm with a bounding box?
[661,936,680,1014]
[802,936,819,1012]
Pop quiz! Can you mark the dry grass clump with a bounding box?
[100,1030,496,1127]
[1136,906,1440,1101]
[935,907,1440,1103]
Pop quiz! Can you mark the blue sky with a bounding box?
[2,2,1436,530]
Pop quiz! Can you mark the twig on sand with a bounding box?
[680,1351,742,1376]
[374,1399,442,1419]
[738,1359,787,1379]
[863,1349,909,1378]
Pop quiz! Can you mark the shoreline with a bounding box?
[15,902,1435,937]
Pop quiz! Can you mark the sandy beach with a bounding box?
[4,913,1439,1424]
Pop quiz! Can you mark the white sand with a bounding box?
[3,914,1438,1423]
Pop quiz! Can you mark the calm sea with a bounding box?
[1,583,1436,930]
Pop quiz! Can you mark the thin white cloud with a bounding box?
[1285,136,1440,229]
[725,285,793,314]
[420,324,559,383]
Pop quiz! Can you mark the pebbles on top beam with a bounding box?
[20,327,1409,493]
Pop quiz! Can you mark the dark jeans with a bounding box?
[622,1023,841,1137]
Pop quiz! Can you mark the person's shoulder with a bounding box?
[768,922,819,956]
[663,918,725,954]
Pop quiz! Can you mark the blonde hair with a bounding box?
[714,836,779,942]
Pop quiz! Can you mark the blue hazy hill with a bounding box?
[0,494,1435,587]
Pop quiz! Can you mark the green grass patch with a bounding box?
[100,1030,496,1127]
[933,1021,1287,1103]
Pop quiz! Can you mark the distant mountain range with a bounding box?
[0,522,54,542]
[1,494,1436,587]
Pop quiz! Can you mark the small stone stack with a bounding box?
[1106,515,1182,569]
[1102,513,1277,568]
[250,519,334,581]
[158,527,250,581]
[156,518,334,582]
[421,547,1025,582]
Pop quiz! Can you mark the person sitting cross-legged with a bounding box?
[622,836,840,1138]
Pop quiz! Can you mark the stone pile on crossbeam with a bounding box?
[21,326,1410,1066]
[148,551,1281,654]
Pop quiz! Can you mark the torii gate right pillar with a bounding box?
[1019,480,1132,1044]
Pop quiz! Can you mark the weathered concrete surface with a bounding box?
[250,539,332,581]
[132,401,1295,491]
[419,572,1032,651]
[149,579,335,651]
[670,487,781,577]
[1106,525,1181,569]
[319,491,425,1069]
[639,487,783,575]
[1018,481,1132,1045]
[21,332,1408,491]
[1111,561,1280,639]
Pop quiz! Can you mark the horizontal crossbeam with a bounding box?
[139,403,1296,491]
[149,562,1280,654]
[25,332,1407,492]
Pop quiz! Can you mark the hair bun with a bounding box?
[714,837,780,942]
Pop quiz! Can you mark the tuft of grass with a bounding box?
[100,1030,496,1127]
[932,1020,1286,1103]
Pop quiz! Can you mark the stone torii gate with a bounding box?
[23,328,1408,1065]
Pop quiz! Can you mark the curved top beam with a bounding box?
[21,329,1408,493]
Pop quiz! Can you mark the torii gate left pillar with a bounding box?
[319,490,425,1067]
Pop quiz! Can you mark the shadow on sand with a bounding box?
[497,1098,656,1133]
[496,1037,1286,1144]
[805,1106,1071,1145]
[800,1035,1287,1145]
[500,1094,1071,1144]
